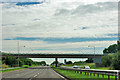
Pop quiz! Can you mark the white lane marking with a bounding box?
[34,75,37,77]
[52,69,67,80]
[29,74,38,80]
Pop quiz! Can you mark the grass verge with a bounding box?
[53,67,118,80]
[1,65,41,72]
[62,63,111,70]
[2,67,25,72]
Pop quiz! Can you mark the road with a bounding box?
[2,66,66,80]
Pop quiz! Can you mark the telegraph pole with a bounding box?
[94,46,95,58]
[88,45,95,63]
[17,41,20,67]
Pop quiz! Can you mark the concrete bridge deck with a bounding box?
[2,53,104,58]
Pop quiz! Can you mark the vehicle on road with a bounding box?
[84,66,90,69]
[73,65,78,68]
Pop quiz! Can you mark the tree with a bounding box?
[66,61,72,64]
[85,58,93,63]
[74,61,82,64]
[20,58,33,66]
[117,40,120,51]
[5,56,18,67]
[41,61,46,65]
[2,53,46,67]
[112,52,120,70]
[101,55,112,67]
[103,44,118,54]
[51,61,58,65]
[19,60,24,67]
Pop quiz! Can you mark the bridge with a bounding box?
[2,53,104,67]
[2,53,103,58]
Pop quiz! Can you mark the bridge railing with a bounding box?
[60,66,120,80]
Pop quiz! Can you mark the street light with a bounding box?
[79,51,84,63]
[17,41,25,67]
[17,41,19,67]
[88,45,96,60]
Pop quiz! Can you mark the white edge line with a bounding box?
[52,69,67,80]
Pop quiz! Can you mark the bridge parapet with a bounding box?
[2,53,104,58]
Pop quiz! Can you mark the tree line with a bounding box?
[2,54,46,67]
[102,43,120,70]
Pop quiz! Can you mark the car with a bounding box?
[73,65,78,68]
[84,66,90,69]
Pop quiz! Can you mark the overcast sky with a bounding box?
[1,0,118,55]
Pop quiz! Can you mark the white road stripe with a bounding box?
[34,75,37,77]
[29,74,38,80]
[52,69,67,80]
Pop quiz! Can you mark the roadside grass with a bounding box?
[90,66,111,70]
[2,67,25,72]
[62,63,95,68]
[1,65,41,72]
[53,68,117,80]
[62,63,111,70]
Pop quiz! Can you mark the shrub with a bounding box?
[112,52,120,70]
[2,64,8,68]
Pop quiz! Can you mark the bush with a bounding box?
[22,65,29,68]
[2,54,46,67]
[101,52,120,70]
[101,54,112,67]
[2,64,8,68]
[112,52,120,70]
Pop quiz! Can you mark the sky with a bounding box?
[0,0,119,63]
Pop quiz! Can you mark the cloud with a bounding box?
[2,0,118,54]
[2,1,118,39]
[72,2,117,15]
[2,40,117,54]
[54,2,118,16]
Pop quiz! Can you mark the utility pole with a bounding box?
[94,46,95,58]
[88,45,95,62]
[17,41,20,67]
[88,45,95,56]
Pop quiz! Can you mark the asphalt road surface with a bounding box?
[2,66,66,80]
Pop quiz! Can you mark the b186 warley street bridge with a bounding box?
[2,53,104,67]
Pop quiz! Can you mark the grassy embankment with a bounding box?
[1,65,41,72]
[62,63,111,70]
[53,67,117,80]
[1,67,25,72]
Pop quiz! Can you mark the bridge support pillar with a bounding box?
[93,58,102,67]
[55,58,58,67]
[95,63,101,67]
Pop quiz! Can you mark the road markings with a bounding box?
[16,74,19,75]
[52,69,67,80]
[34,75,37,77]
[29,74,38,80]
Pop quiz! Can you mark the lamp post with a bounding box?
[17,41,20,67]
[17,41,25,67]
[88,45,95,61]
[88,45,95,55]
[79,51,84,63]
